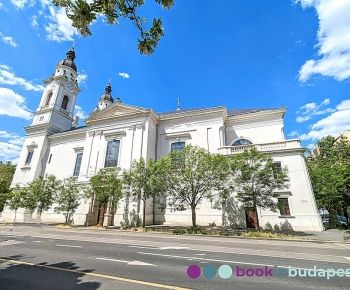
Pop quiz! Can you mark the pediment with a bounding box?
[86,102,156,123]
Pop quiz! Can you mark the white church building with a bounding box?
[2,49,324,232]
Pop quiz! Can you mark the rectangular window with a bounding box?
[104,140,120,168]
[171,141,185,152]
[73,152,83,176]
[48,154,52,164]
[171,142,185,166]
[273,162,282,179]
[278,198,291,216]
[25,151,34,165]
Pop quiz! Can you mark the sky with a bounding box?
[0,0,350,162]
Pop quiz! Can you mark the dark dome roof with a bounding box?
[100,83,114,102]
[57,48,77,72]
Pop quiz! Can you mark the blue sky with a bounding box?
[0,0,350,162]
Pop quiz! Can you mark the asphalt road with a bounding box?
[0,225,349,290]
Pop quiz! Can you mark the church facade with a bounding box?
[1,49,324,232]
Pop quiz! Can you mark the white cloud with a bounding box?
[296,98,334,123]
[0,2,5,10]
[0,141,22,162]
[0,87,32,120]
[45,6,78,42]
[296,0,350,82]
[31,15,39,28]
[74,105,87,120]
[77,72,88,85]
[288,130,299,137]
[0,32,19,47]
[11,0,27,9]
[118,72,130,79]
[299,99,350,141]
[0,64,43,91]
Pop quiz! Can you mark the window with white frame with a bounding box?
[278,197,291,216]
[25,150,34,165]
[73,152,83,176]
[104,139,120,168]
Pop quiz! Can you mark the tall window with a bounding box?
[104,140,120,167]
[232,139,252,146]
[61,95,69,110]
[45,91,52,106]
[171,142,185,152]
[273,162,282,180]
[278,198,291,216]
[73,152,83,176]
[25,150,34,165]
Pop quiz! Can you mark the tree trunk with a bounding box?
[14,209,17,223]
[142,198,146,228]
[329,207,337,228]
[65,212,69,225]
[222,202,227,227]
[191,205,196,227]
[343,206,349,225]
[254,205,259,230]
[98,204,106,227]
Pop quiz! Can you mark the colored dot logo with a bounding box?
[187,264,201,279]
[186,264,234,280]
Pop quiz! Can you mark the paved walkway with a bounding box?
[303,229,349,242]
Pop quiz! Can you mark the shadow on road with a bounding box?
[0,255,100,290]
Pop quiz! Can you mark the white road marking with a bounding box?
[159,246,190,250]
[33,241,43,243]
[0,240,24,247]
[96,257,156,266]
[128,260,156,266]
[56,244,82,248]
[129,245,158,250]
[193,253,205,256]
[344,257,350,261]
[96,257,129,263]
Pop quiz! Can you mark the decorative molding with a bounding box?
[26,142,38,149]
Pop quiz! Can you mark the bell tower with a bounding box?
[11,47,81,187]
[32,47,80,133]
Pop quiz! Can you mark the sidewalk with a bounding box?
[302,229,349,242]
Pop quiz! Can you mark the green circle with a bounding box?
[203,264,216,279]
[218,265,232,279]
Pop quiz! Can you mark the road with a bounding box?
[0,225,349,289]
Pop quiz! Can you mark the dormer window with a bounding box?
[232,139,252,146]
[61,95,69,110]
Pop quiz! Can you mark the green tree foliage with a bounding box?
[160,145,230,227]
[24,175,61,214]
[123,158,167,227]
[307,136,350,227]
[0,161,16,212]
[7,185,26,222]
[52,0,174,55]
[232,148,289,229]
[89,168,123,226]
[55,177,82,225]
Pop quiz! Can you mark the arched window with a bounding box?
[45,91,52,106]
[232,138,252,146]
[61,95,69,110]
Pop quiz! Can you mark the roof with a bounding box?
[49,126,87,138]
[228,107,285,116]
[158,106,226,117]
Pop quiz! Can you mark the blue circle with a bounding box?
[218,265,232,279]
[203,264,216,279]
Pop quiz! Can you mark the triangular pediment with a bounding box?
[86,102,157,123]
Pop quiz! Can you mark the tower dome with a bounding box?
[57,47,77,72]
[97,82,114,110]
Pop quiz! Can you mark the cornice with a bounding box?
[159,107,227,121]
[226,108,286,125]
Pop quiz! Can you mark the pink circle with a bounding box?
[187,264,201,279]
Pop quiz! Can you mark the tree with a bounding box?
[55,177,82,225]
[89,168,123,226]
[232,148,289,229]
[160,145,230,227]
[24,175,61,215]
[52,0,174,55]
[123,158,167,227]
[307,136,350,227]
[0,161,16,212]
[7,185,26,222]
